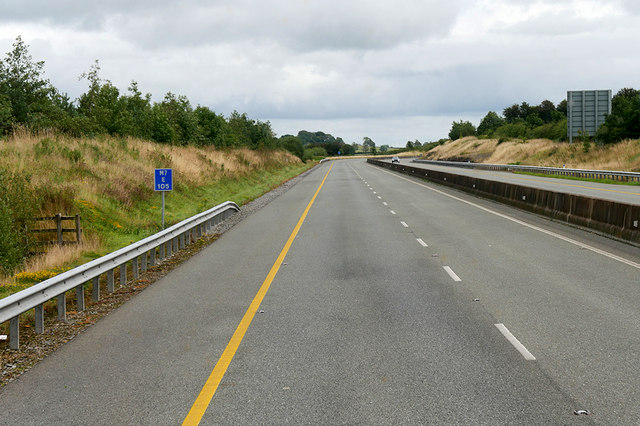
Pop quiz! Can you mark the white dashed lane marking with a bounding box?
[495,323,536,361]
[443,266,462,282]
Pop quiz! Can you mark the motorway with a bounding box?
[1,159,640,425]
[400,158,640,206]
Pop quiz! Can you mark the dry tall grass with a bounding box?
[21,234,102,275]
[0,132,301,283]
[0,133,300,215]
[423,137,640,172]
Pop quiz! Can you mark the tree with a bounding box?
[556,99,568,116]
[0,36,53,129]
[477,111,505,136]
[195,105,227,147]
[339,142,355,156]
[280,135,304,160]
[156,92,199,145]
[379,144,389,153]
[0,93,11,135]
[503,104,521,123]
[150,105,174,143]
[123,81,153,139]
[448,120,476,140]
[537,100,556,124]
[362,136,375,153]
[596,87,640,143]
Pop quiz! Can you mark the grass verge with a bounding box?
[513,171,640,186]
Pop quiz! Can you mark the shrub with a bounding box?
[530,118,567,141]
[448,120,476,140]
[0,167,37,274]
[493,122,529,139]
[303,146,327,162]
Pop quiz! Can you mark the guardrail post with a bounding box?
[141,252,148,272]
[57,293,66,321]
[92,276,100,301]
[35,304,44,333]
[166,240,172,257]
[150,248,156,266]
[107,269,115,293]
[159,243,165,260]
[10,317,19,350]
[179,233,185,249]
[173,237,179,253]
[76,284,85,311]
[120,264,127,287]
[132,257,139,280]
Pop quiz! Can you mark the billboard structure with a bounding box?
[567,90,612,144]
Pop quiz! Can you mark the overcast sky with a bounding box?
[1,0,639,146]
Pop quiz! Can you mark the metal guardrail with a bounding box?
[411,159,640,183]
[0,201,239,350]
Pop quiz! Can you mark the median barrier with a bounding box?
[368,159,640,244]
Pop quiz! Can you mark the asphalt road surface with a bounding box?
[392,158,640,206]
[1,159,639,425]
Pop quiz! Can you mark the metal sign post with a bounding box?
[154,169,173,229]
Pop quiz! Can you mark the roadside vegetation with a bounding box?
[0,36,317,291]
[422,136,640,173]
[0,130,312,296]
[447,87,640,144]
[422,87,640,176]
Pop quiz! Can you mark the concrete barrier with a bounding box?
[368,159,640,244]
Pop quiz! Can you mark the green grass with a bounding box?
[513,171,640,186]
[0,161,314,300]
[78,162,315,260]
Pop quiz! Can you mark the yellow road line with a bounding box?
[182,163,333,426]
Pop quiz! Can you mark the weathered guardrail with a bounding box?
[412,159,640,183]
[368,159,640,244]
[0,201,239,350]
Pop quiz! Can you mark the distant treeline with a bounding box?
[449,88,640,144]
[0,36,350,162]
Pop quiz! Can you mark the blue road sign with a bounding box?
[154,169,173,191]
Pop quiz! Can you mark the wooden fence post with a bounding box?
[56,213,63,245]
[75,214,82,244]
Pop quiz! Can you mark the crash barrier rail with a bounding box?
[368,159,640,244]
[0,201,240,350]
[411,159,640,183]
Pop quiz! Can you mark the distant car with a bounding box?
[391,156,400,163]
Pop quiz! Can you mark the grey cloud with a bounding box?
[106,0,463,52]
[0,0,162,29]
[619,0,640,14]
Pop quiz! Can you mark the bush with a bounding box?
[280,135,304,161]
[303,146,327,162]
[493,122,529,139]
[0,167,37,274]
[530,118,567,141]
[448,120,476,140]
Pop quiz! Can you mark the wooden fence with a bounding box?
[29,214,82,246]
